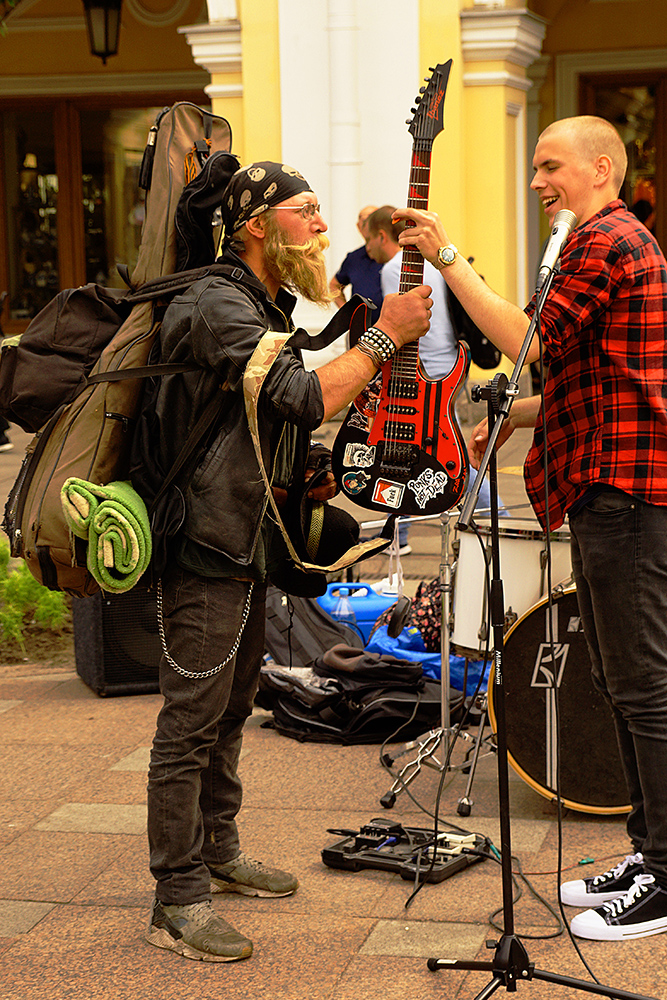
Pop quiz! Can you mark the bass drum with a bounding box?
[488,587,630,815]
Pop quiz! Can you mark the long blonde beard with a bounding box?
[263,216,334,305]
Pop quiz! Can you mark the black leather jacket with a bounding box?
[152,252,325,566]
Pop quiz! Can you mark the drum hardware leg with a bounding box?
[457,694,491,816]
[428,355,656,1000]
[380,513,493,815]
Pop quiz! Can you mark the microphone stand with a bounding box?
[427,268,658,1000]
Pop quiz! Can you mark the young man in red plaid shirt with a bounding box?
[396,115,667,943]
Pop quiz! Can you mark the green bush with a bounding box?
[0,538,68,654]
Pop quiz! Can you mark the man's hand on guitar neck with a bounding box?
[373,282,433,350]
[392,207,536,365]
[314,284,432,423]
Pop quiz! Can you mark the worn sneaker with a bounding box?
[209,852,298,897]
[560,852,644,907]
[571,873,667,941]
[146,898,252,962]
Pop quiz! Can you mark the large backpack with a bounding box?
[264,585,364,666]
[2,103,233,596]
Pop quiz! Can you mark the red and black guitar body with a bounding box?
[333,59,471,518]
[332,341,469,517]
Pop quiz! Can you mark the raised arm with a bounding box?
[393,207,538,365]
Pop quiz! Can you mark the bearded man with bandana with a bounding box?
[143,160,432,962]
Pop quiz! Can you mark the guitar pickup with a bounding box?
[382,421,415,442]
[387,382,419,400]
[385,404,417,416]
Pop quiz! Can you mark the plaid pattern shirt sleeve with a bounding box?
[524,200,667,529]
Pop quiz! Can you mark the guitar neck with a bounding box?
[394,140,433,378]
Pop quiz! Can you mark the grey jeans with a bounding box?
[147,565,267,905]
[570,490,667,886]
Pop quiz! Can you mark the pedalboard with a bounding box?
[322,817,491,883]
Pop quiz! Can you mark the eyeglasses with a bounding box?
[271,203,321,220]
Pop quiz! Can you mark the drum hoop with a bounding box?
[487,585,630,816]
[459,523,571,545]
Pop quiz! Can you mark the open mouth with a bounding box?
[543,195,559,210]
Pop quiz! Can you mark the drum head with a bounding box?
[488,587,630,815]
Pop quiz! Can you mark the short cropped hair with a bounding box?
[366,205,406,242]
[540,116,628,195]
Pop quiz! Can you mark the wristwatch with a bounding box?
[437,244,458,267]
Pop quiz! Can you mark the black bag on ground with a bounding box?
[257,642,445,745]
[264,585,363,668]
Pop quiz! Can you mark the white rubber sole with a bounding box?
[571,910,667,941]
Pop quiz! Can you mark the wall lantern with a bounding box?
[82,0,122,64]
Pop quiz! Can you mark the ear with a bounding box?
[594,154,614,188]
[245,214,266,240]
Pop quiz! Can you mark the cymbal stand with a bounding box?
[427,272,657,1000]
[379,509,495,816]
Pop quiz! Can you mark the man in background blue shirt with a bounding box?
[329,204,383,329]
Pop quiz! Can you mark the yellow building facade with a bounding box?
[0,0,665,341]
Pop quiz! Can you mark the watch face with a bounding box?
[439,245,456,266]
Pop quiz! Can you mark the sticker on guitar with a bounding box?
[342,443,376,468]
[372,479,405,509]
[345,371,383,433]
[342,470,371,495]
[408,467,449,509]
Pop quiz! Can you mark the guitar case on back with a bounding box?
[3,104,234,596]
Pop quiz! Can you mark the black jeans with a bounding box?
[570,491,667,887]
[147,565,267,905]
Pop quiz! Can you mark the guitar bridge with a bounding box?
[380,443,419,474]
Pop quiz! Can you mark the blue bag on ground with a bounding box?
[365,624,490,696]
[365,576,490,696]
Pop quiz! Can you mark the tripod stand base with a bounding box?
[428,932,660,1000]
[379,710,495,814]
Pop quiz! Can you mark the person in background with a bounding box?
[366,205,501,553]
[329,204,383,328]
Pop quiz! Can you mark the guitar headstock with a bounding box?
[407,60,452,143]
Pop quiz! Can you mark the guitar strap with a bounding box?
[243,313,394,578]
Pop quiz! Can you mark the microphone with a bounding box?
[536,209,577,290]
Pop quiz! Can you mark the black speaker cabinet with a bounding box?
[72,588,162,696]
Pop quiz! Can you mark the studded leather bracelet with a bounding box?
[355,326,397,367]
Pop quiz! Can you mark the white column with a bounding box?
[178,1,242,101]
[326,0,362,282]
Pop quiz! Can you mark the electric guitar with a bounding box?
[332,60,470,518]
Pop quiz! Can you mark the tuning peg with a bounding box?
[428,66,435,72]
[420,86,426,94]
[414,95,421,103]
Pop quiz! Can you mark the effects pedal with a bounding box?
[322,817,491,883]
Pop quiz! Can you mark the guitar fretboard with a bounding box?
[394,142,433,382]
